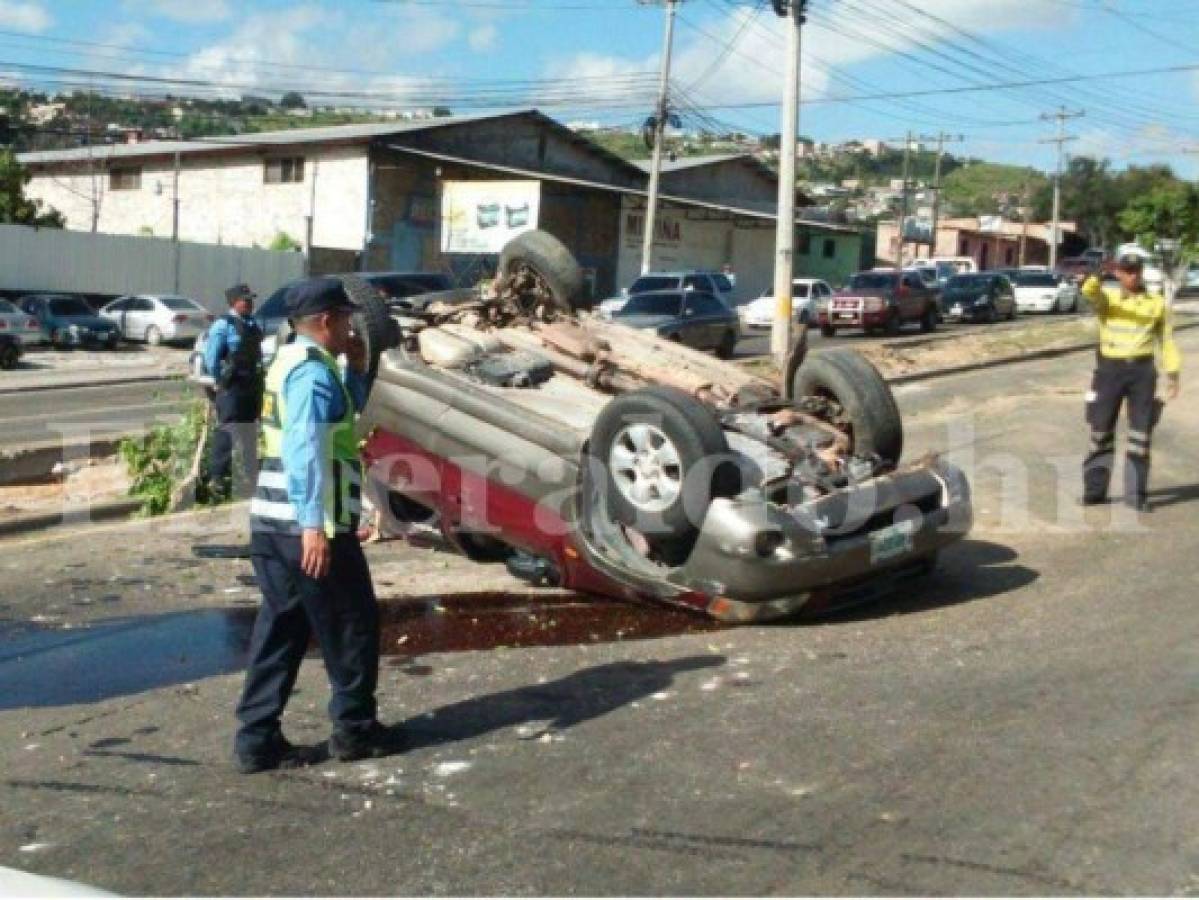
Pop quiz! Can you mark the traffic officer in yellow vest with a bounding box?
[233,277,398,774]
[1080,252,1181,511]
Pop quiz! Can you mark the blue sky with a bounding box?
[2,0,1197,177]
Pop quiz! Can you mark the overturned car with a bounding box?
[339,231,971,623]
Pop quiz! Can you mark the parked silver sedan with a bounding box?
[100,294,213,345]
[0,298,46,346]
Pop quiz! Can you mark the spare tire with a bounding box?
[587,386,741,549]
[789,348,904,465]
[498,229,586,313]
[339,274,399,384]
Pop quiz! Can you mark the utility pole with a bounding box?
[171,150,181,293]
[918,131,964,260]
[898,131,912,266]
[640,0,681,276]
[1040,106,1084,269]
[1018,181,1031,267]
[770,0,808,363]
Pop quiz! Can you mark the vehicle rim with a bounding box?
[609,423,683,514]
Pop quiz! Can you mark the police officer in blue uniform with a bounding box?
[204,284,265,500]
[233,278,397,774]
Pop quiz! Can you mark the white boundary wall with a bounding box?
[0,223,306,312]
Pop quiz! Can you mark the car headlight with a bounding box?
[864,297,885,312]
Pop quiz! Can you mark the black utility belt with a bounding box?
[1097,351,1154,366]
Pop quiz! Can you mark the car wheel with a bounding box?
[798,309,811,326]
[985,304,999,325]
[0,344,18,370]
[820,324,836,338]
[919,305,937,333]
[340,274,400,386]
[715,330,737,359]
[1007,302,1017,321]
[789,348,904,467]
[50,329,66,349]
[145,325,163,346]
[588,386,741,551]
[497,229,586,314]
[883,311,901,336]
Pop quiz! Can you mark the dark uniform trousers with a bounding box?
[210,386,262,496]
[1083,354,1158,505]
[234,530,380,757]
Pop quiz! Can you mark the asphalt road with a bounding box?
[0,380,194,449]
[0,331,1196,895]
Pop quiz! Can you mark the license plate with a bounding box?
[836,313,855,320]
[951,305,962,315]
[869,520,915,565]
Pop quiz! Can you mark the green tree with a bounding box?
[1118,182,1199,297]
[0,149,64,227]
[268,231,302,252]
[279,91,306,110]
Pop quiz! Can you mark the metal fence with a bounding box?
[0,223,306,313]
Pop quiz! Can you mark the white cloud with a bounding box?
[177,3,462,101]
[131,0,231,23]
[468,25,498,52]
[0,1,51,33]
[544,0,1076,116]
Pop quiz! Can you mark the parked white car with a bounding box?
[100,294,213,345]
[0,297,46,346]
[740,278,832,328]
[1007,270,1079,313]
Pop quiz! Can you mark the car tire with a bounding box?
[790,348,904,466]
[498,229,586,314]
[588,386,741,550]
[715,330,737,359]
[820,324,836,338]
[985,304,999,325]
[919,304,937,333]
[340,273,399,385]
[1007,303,1017,321]
[883,311,901,336]
[0,344,18,370]
[145,325,162,346]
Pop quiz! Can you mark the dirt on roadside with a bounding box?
[0,456,129,521]
[740,318,1098,381]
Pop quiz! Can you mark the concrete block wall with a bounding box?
[24,146,369,252]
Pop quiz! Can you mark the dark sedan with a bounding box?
[940,273,1017,324]
[19,294,121,349]
[612,289,740,358]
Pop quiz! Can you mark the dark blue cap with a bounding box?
[284,277,358,319]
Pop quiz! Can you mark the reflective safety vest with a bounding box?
[1081,275,1181,375]
[250,342,362,537]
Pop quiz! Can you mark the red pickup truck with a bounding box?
[817,270,939,337]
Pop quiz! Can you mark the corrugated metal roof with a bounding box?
[16,110,527,165]
[384,143,859,234]
[632,153,754,174]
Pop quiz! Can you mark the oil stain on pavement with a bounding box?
[0,592,721,709]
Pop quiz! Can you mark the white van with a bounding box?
[911,256,978,286]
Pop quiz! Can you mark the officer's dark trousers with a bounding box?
[210,386,261,496]
[1083,355,1157,505]
[234,531,380,757]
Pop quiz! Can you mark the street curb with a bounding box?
[886,319,1199,385]
[0,497,143,539]
[0,438,128,486]
[0,371,181,396]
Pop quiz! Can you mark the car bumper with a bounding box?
[162,324,206,342]
[60,331,120,347]
[817,310,888,328]
[942,304,989,322]
[669,460,972,623]
[1016,298,1057,312]
[10,328,45,346]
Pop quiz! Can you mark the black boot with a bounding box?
[328,721,405,762]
